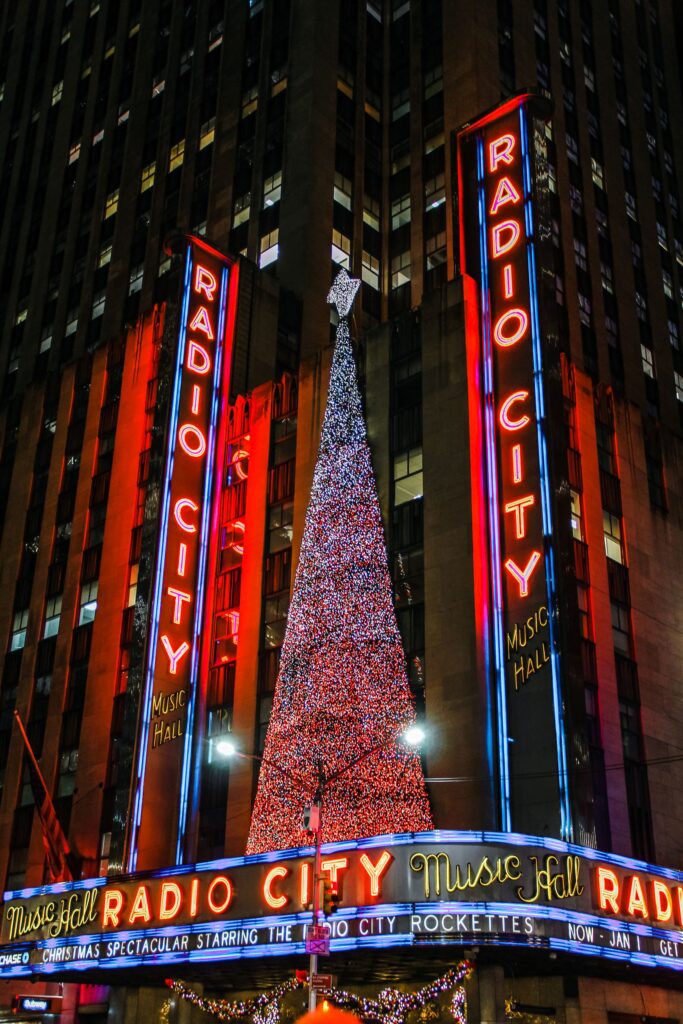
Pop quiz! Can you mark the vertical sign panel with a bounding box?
[130,238,237,871]
[458,96,571,839]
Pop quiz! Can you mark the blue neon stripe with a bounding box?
[175,265,231,863]
[519,106,572,841]
[476,135,511,831]
[128,246,194,872]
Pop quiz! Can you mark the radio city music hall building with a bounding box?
[1,2,683,1023]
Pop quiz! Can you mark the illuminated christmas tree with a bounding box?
[246,270,432,853]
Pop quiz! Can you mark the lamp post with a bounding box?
[216,725,426,1010]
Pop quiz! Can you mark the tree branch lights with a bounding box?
[165,964,471,1024]
[246,271,431,854]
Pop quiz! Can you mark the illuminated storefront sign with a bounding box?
[2,832,683,976]
[130,237,238,870]
[457,95,570,837]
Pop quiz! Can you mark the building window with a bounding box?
[268,501,293,553]
[169,139,185,171]
[333,172,352,211]
[577,583,592,639]
[98,243,113,268]
[78,581,98,625]
[52,80,64,105]
[91,291,106,318]
[391,194,411,230]
[362,251,380,290]
[140,161,155,192]
[128,265,144,295]
[199,117,216,150]
[263,171,282,208]
[259,229,279,268]
[10,610,29,652]
[424,174,445,211]
[603,510,623,564]
[43,596,62,639]
[640,344,655,378]
[241,86,258,118]
[611,600,631,655]
[331,230,351,268]
[127,564,139,607]
[103,189,119,219]
[363,196,380,230]
[233,193,251,228]
[394,447,423,506]
[570,490,584,541]
[391,251,411,289]
[674,371,683,403]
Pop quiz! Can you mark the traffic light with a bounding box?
[321,879,339,916]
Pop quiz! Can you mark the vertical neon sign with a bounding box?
[458,96,572,840]
[129,238,237,871]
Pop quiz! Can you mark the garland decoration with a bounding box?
[165,962,471,1024]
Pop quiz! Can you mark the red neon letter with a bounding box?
[263,866,290,910]
[359,851,393,897]
[167,586,192,625]
[494,307,528,347]
[499,391,530,432]
[489,133,516,172]
[596,866,620,913]
[187,340,211,374]
[300,863,311,906]
[504,495,535,539]
[177,542,188,576]
[321,857,349,884]
[512,444,523,482]
[174,498,199,533]
[651,880,673,923]
[231,449,249,481]
[190,878,200,918]
[195,265,217,301]
[178,423,207,458]
[191,384,201,415]
[503,264,514,298]
[160,635,190,674]
[159,882,183,921]
[207,876,233,914]
[624,875,648,918]
[491,220,521,258]
[674,888,683,927]
[128,885,152,924]
[188,306,214,340]
[103,889,124,927]
[490,176,521,214]
[504,551,541,597]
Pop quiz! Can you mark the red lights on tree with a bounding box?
[246,271,432,853]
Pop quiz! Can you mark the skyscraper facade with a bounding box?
[1,1,683,1022]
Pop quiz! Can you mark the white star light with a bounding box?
[326,268,361,319]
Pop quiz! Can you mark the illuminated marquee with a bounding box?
[2,833,683,976]
[131,237,238,871]
[458,95,570,837]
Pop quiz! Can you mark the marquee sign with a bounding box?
[130,237,238,871]
[457,95,570,838]
[1,833,683,977]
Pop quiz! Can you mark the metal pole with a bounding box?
[308,782,323,1012]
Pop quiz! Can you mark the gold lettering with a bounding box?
[515,855,584,904]
[409,852,522,899]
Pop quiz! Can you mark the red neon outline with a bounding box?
[512,444,523,482]
[159,882,183,921]
[188,305,215,340]
[300,863,311,906]
[194,264,218,301]
[167,586,192,625]
[504,551,541,597]
[103,889,124,927]
[190,878,199,918]
[651,879,673,923]
[160,635,190,674]
[191,384,201,415]
[490,176,521,214]
[503,264,514,299]
[491,220,521,258]
[624,875,648,918]
[494,307,528,347]
[177,542,188,576]
[499,391,530,431]
[359,850,393,896]
[504,495,535,539]
[263,865,290,910]
[489,133,516,172]
[128,885,153,924]
[174,498,199,534]
[207,876,233,914]
[321,856,349,883]
[187,340,211,375]
[178,423,207,458]
[595,866,620,913]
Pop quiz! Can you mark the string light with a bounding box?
[247,271,432,853]
[166,963,471,1024]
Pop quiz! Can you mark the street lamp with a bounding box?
[217,725,426,1010]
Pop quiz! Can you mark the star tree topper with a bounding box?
[327,268,361,319]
